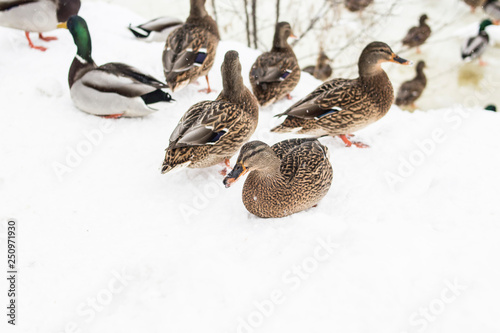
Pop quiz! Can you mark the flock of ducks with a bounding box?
[1,0,498,218]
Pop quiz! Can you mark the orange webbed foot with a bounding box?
[39,33,57,42]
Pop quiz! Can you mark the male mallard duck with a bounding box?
[464,0,486,13]
[0,0,80,51]
[395,60,427,108]
[223,139,333,218]
[161,50,259,174]
[344,0,373,12]
[484,0,500,24]
[271,42,411,148]
[402,14,431,54]
[303,50,333,82]
[128,16,183,42]
[249,22,300,107]
[162,0,220,93]
[461,19,494,66]
[485,104,497,111]
[60,15,172,118]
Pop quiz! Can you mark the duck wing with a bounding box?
[169,101,241,148]
[277,78,367,120]
[0,0,37,11]
[250,52,296,85]
[163,24,208,74]
[279,140,329,184]
[461,33,489,59]
[271,138,321,160]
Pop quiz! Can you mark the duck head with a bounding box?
[479,19,494,32]
[273,22,297,49]
[358,41,412,76]
[58,15,92,63]
[223,141,277,188]
[221,50,245,97]
[419,14,429,25]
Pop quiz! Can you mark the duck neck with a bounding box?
[189,0,208,18]
[271,32,292,53]
[253,156,283,183]
[359,67,394,110]
[221,69,246,103]
[415,66,426,82]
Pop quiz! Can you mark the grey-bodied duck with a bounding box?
[272,42,412,148]
[402,14,431,54]
[162,0,220,93]
[61,15,173,118]
[249,22,301,107]
[161,50,259,174]
[395,60,427,108]
[461,19,495,66]
[484,0,500,24]
[0,0,80,51]
[223,138,333,218]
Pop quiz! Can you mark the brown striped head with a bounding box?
[358,41,412,76]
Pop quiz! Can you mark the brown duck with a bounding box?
[249,22,301,107]
[162,51,259,174]
[162,0,220,93]
[223,139,333,218]
[395,61,426,108]
[303,50,333,81]
[271,42,411,148]
[402,14,431,54]
[464,0,486,13]
[344,0,373,12]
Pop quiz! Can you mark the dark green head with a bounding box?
[485,104,497,112]
[479,19,493,32]
[59,15,92,62]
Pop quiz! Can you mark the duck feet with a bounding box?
[339,134,370,148]
[479,58,487,66]
[101,114,124,119]
[198,75,214,94]
[218,158,232,176]
[25,32,47,51]
[286,93,293,100]
[39,33,57,42]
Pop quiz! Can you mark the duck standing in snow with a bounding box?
[0,0,80,51]
[395,61,427,109]
[162,0,220,93]
[60,15,172,118]
[484,0,500,24]
[128,16,183,42]
[223,139,333,218]
[344,0,373,13]
[271,42,412,148]
[161,51,259,174]
[249,22,300,107]
[302,50,333,82]
[461,19,494,66]
[402,14,432,54]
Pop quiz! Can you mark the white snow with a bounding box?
[1,2,500,333]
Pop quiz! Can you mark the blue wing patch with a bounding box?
[280,69,292,81]
[207,129,228,144]
[314,107,342,120]
[194,48,208,66]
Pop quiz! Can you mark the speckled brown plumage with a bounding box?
[223,139,333,218]
[344,0,373,12]
[303,50,333,81]
[162,0,220,92]
[161,51,259,173]
[271,42,411,146]
[395,61,427,107]
[250,22,300,107]
[402,14,431,52]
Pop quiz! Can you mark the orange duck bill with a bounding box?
[390,53,412,65]
[223,163,248,188]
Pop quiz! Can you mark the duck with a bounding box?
[0,0,80,51]
[60,15,173,118]
[344,0,374,13]
[485,104,497,111]
[484,0,500,24]
[402,14,432,54]
[464,0,486,13]
[162,0,220,93]
[271,41,412,148]
[249,22,301,107]
[128,16,183,42]
[223,138,333,218]
[161,50,259,174]
[302,50,332,82]
[461,19,494,66]
[395,60,427,108]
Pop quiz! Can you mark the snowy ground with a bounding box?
[1,2,500,333]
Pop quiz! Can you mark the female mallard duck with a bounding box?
[60,15,172,118]
[223,139,333,218]
[271,42,411,148]
[402,14,431,54]
[249,22,300,107]
[464,0,486,13]
[162,0,220,93]
[0,0,80,51]
[344,0,373,12]
[128,16,183,42]
[484,0,500,24]
[461,19,494,66]
[161,51,259,174]
[395,60,427,108]
[302,50,332,82]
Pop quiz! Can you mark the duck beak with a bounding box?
[289,33,299,40]
[390,53,412,65]
[57,22,68,29]
[223,163,248,188]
